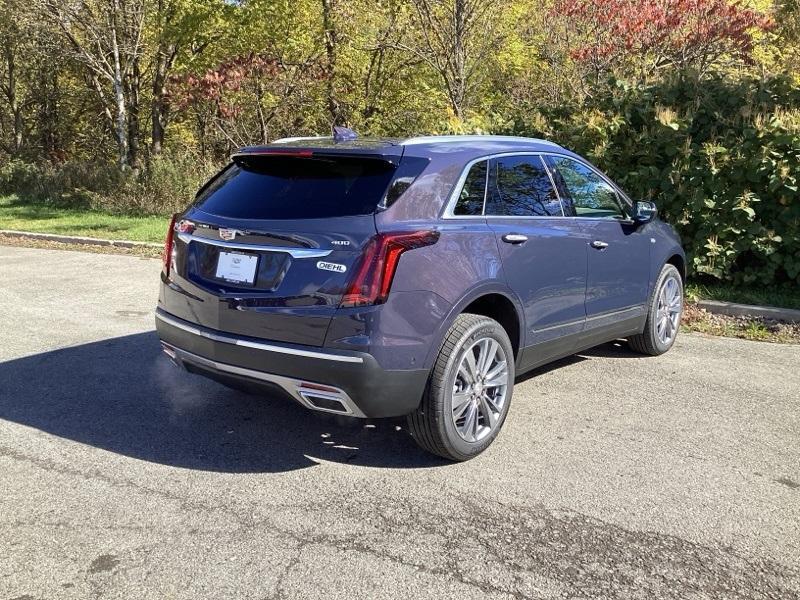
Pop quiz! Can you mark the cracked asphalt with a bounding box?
[1,245,799,599]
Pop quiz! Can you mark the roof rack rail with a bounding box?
[400,135,561,147]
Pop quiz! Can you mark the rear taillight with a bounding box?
[162,214,177,276]
[340,230,440,308]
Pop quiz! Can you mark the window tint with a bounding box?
[485,155,562,217]
[453,160,487,216]
[547,157,625,219]
[194,156,397,220]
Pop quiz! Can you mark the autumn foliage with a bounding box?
[552,0,774,74]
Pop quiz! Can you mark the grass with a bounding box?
[0,195,167,243]
[686,281,800,311]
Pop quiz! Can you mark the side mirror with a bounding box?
[633,201,657,223]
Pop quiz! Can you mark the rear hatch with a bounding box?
[162,145,405,347]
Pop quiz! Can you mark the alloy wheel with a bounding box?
[656,275,682,345]
[451,337,510,443]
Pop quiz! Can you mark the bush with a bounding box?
[533,75,800,286]
[0,151,220,216]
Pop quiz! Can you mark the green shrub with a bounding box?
[0,151,220,216]
[531,75,800,286]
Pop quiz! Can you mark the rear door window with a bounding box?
[486,155,563,217]
[194,156,397,220]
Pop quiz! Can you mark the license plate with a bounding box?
[215,251,258,285]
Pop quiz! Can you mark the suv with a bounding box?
[156,133,684,461]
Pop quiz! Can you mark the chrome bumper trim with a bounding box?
[155,310,364,364]
[162,342,366,418]
[176,232,332,258]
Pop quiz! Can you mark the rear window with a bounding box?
[194,156,397,220]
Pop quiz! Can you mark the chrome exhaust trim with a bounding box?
[160,342,366,418]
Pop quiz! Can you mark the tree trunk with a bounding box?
[151,41,175,156]
[3,41,23,153]
[322,0,340,125]
[451,0,466,120]
[38,68,60,159]
[127,56,141,173]
[110,0,129,169]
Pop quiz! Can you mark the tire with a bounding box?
[407,313,515,461]
[628,263,683,356]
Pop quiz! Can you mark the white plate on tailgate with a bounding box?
[215,251,258,284]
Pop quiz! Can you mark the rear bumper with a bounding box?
[155,308,428,418]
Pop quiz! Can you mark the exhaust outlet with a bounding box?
[160,342,184,369]
[298,391,351,415]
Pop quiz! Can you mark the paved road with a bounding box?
[1,245,799,600]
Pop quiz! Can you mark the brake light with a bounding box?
[340,230,440,307]
[162,214,177,276]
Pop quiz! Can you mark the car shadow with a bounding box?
[0,332,447,473]
[514,340,648,385]
[580,339,651,359]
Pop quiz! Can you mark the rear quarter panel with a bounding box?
[372,145,524,370]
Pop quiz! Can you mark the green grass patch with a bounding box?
[0,195,167,243]
[686,281,800,311]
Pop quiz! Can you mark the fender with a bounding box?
[420,280,526,371]
[650,243,686,297]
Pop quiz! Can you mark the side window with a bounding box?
[453,160,487,216]
[547,156,626,219]
[486,155,563,217]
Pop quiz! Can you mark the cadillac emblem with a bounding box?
[219,228,239,241]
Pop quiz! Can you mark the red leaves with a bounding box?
[168,53,285,111]
[552,0,773,72]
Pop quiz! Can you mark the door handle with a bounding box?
[591,240,609,250]
[502,234,528,244]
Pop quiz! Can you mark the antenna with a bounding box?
[332,126,358,142]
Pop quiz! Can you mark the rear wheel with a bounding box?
[628,263,683,356]
[407,314,514,461]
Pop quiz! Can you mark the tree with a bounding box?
[147,0,223,156]
[399,0,503,120]
[551,0,773,83]
[0,0,33,153]
[169,52,326,154]
[41,0,147,169]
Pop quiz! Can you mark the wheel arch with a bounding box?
[422,283,525,371]
[666,253,686,282]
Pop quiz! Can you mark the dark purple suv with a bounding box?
[156,133,685,461]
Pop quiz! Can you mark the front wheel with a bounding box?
[407,313,514,461]
[628,263,683,356]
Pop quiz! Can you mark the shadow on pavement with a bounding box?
[0,332,446,473]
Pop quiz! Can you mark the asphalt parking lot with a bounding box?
[1,244,799,599]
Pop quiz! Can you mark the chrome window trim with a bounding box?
[156,310,364,363]
[540,155,567,217]
[441,151,634,221]
[176,232,332,259]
